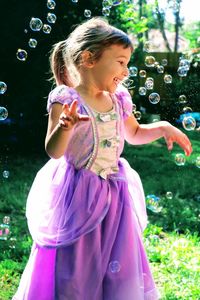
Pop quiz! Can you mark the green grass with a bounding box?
[0,129,200,299]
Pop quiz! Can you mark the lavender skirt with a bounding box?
[13,158,160,300]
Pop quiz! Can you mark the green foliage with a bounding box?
[183,22,200,49]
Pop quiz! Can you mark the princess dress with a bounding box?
[13,85,160,300]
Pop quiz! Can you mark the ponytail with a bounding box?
[49,40,74,87]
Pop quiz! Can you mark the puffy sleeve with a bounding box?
[115,85,133,120]
[47,85,77,113]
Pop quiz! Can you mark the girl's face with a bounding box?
[91,44,132,93]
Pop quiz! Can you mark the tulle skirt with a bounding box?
[13,157,160,300]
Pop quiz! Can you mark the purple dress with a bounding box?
[13,85,160,300]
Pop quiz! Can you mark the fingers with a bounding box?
[78,114,90,121]
[166,138,173,151]
[69,99,78,114]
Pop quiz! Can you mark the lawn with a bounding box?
[0,129,200,299]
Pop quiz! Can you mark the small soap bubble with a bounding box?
[29,17,43,31]
[0,107,8,120]
[84,9,92,18]
[177,66,187,77]
[3,170,10,179]
[144,41,151,52]
[145,77,154,90]
[195,156,200,168]
[178,95,187,104]
[3,216,10,225]
[149,92,160,104]
[139,70,146,78]
[139,87,147,96]
[102,0,112,8]
[161,59,168,66]
[157,65,164,73]
[102,7,110,16]
[134,111,142,120]
[145,56,156,67]
[71,0,78,2]
[174,153,186,166]
[166,191,173,200]
[47,0,56,9]
[182,116,196,131]
[24,29,28,34]
[109,261,121,273]
[129,66,138,77]
[0,81,7,94]
[47,13,57,23]
[182,106,193,113]
[43,24,52,34]
[28,38,38,48]
[16,49,28,61]
[132,103,137,112]
[112,0,122,6]
[9,237,17,249]
[154,61,159,68]
[179,59,190,71]
[146,195,162,213]
[122,78,134,89]
[164,74,172,84]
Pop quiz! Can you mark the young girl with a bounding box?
[13,17,192,300]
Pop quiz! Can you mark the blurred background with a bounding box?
[0,1,200,299]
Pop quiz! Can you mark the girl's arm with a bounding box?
[124,114,192,156]
[45,100,89,159]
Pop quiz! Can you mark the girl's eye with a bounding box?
[118,61,124,65]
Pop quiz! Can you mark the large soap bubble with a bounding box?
[0,107,8,120]
[29,17,43,31]
[0,82,7,94]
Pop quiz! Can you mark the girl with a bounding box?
[13,17,192,300]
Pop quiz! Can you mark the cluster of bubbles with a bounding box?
[146,194,162,213]
[0,81,8,121]
[0,216,10,240]
[16,0,59,61]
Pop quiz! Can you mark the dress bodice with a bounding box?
[90,103,120,179]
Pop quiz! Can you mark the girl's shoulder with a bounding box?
[47,85,80,112]
[114,85,133,120]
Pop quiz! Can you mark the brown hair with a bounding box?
[49,17,133,87]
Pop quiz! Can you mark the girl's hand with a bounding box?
[59,99,90,130]
[163,123,192,156]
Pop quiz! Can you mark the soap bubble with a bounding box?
[161,58,168,66]
[29,17,43,31]
[182,116,196,131]
[146,194,162,213]
[145,77,154,90]
[102,7,110,16]
[28,38,37,48]
[0,107,8,120]
[179,58,190,71]
[132,103,137,112]
[109,261,121,273]
[47,13,57,23]
[84,9,92,18]
[47,0,56,9]
[43,24,52,34]
[129,66,138,77]
[139,70,147,78]
[3,216,10,224]
[102,0,112,8]
[134,111,142,120]
[182,106,192,113]
[166,191,173,200]
[157,65,164,73]
[145,56,156,67]
[164,74,172,84]
[139,87,147,96]
[149,92,160,104]
[122,78,135,89]
[3,170,10,179]
[178,95,187,104]
[177,66,188,77]
[71,0,78,2]
[16,49,28,61]
[0,81,7,94]
[195,156,200,168]
[112,0,123,6]
[174,153,186,166]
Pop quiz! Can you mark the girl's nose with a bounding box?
[123,66,129,77]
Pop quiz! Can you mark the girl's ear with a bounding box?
[81,51,95,68]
